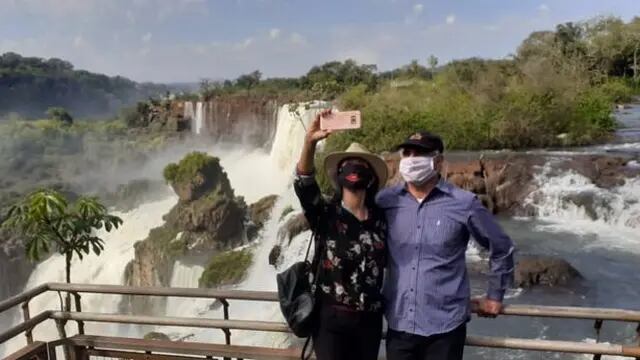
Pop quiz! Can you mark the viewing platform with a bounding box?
[2,283,640,360]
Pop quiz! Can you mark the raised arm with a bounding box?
[294,109,332,231]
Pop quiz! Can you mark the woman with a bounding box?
[294,109,388,360]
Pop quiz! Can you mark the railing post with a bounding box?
[593,319,603,360]
[635,323,640,360]
[56,318,70,360]
[71,292,85,335]
[219,298,233,360]
[21,301,34,344]
[220,298,231,345]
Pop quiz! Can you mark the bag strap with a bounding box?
[301,336,313,360]
[303,229,315,262]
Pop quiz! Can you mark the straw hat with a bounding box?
[324,143,388,190]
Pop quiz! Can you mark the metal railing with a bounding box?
[1,282,640,359]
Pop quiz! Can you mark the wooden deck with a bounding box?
[1,282,640,360]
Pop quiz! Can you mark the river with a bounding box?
[1,101,639,360]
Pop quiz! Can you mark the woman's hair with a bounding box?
[331,158,379,208]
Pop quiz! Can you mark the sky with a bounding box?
[1,0,638,83]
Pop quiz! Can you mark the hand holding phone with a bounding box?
[320,110,362,131]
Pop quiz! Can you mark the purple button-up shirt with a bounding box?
[376,179,515,337]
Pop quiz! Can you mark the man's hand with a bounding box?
[471,297,503,318]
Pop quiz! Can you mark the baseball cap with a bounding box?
[394,131,444,153]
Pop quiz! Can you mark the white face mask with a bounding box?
[399,156,437,185]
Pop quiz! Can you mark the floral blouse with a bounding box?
[294,174,387,312]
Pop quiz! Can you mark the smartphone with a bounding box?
[320,110,362,131]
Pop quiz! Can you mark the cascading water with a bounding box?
[183,101,195,133]
[524,163,640,252]
[1,196,178,357]
[152,101,329,346]
[194,102,205,135]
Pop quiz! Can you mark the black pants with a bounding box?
[312,303,383,360]
[386,324,467,360]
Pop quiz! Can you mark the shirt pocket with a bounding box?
[386,207,415,247]
[423,216,463,258]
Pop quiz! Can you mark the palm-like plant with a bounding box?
[4,189,122,310]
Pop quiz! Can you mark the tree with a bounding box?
[236,70,262,94]
[199,78,224,101]
[46,107,74,125]
[428,55,439,79]
[3,189,122,310]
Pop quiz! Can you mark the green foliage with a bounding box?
[163,152,219,184]
[46,107,73,125]
[199,249,253,288]
[2,189,122,282]
[0,52,169,119]
[147,224,185,258]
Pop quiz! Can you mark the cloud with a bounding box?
[413,3,423,15]
[538,4,550,12]
[234,37,254,50]
[72,35,85,48]
[141,32,152,43]
[446,14,456,24]
[269,28,281,39]
[290,32,307,46]
[126,10,136,24]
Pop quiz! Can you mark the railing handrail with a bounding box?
[3,282,639,322]
[48,282,278,302]
[3,310,639,358]
[2,283,640,359]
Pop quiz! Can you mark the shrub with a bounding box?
[163,152,219,184]
[199,249,253,288]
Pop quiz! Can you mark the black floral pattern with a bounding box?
[294,175,387,312]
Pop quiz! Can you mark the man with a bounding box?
[376,131,515,360]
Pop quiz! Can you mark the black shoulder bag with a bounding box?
[276,229,323,359]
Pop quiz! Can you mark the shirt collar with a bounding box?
[395,176,451,196]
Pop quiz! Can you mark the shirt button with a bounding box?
[417,225,421,229]
[410,288,414,292]
[409,309,413,312]
[412,267,416,270]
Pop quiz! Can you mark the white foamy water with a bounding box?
[194,101,205,135]
[1,196,178,357]
[164,261,207,320]
[183,101,195,134]
[525,163,640,252]
[153,102,326,347]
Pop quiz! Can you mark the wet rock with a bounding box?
[183,97,279,149]
[277,213,310,244]
[269,245,282,266]
[625,213,640,228]
[102,179,170,212]
[559,155,628,189]
[247,195,278,240]
[514,255,582,287]
[125,152,248,314]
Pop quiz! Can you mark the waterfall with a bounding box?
[2,101,328,354]
[183,101,195,133]
[524,163,640,252]
[269,101,330,172]
[152,102,327,347]
[1,196,178,357]
[194,102,205,135]
[165,261,207,319]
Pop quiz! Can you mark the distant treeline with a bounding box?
[0,52,173,119]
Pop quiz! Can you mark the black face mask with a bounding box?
[337,163,374,190]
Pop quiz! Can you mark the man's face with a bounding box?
[400,147,443,172]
